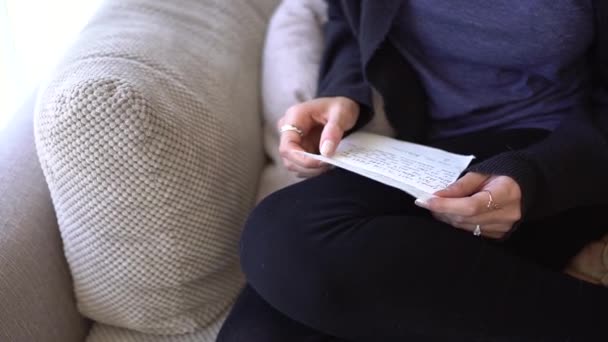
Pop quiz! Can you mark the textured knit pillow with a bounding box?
[86,311,228,342]
[257,0,395,202]
[34,0,278,336]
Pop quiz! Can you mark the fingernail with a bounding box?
[414,199,429,209]
[320,140,335,156]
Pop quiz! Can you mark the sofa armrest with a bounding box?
[0,93,90,342]
[28,0,281,336]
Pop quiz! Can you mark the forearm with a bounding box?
[317,0,373,132]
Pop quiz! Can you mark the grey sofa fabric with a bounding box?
[33,0,280,337]
[0,93,90,342]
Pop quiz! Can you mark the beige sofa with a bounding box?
[1,0,606,341]
[1,0,279,340]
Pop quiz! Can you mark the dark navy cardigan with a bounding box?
[317,0,608,220]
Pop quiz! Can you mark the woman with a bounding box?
[218,1,608,340]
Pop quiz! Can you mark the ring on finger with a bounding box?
[279,124,304,137]
[481,190,500,210]
[474,224,482,236]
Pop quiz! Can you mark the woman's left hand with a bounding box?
[415,172,522,239]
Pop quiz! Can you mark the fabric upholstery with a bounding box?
[87,310,227,342]
[0,93,91,342]
[34,0,278,336]
[257,0,395,203]
[2,0,606,341]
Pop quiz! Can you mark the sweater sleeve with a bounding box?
[317,0,373,133]
[466,87,608,221]
[467,4,608,221]
[453,7,608,222]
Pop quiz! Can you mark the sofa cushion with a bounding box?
[34,0,278,335]
[257,0,395,202]
[87,311,227,342]
[0,93,90,342]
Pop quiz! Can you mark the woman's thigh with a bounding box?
[238,128,608,340]
[217,284,341,342]
[240,166,605,341]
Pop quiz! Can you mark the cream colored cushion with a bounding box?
[257,0,395,202]
[0,93,90,342]
[87,311,228,342]
[34,0,278,336]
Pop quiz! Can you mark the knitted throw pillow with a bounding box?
[86,310,228,342]
[34,0,276,335]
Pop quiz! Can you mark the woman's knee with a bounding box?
[239,189,309,280]
[216,285,329,342]
[238,188,348,313]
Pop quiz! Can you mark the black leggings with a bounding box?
[218,129,608,341]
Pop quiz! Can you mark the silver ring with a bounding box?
[474,224,482,236]
[279,124,304,137]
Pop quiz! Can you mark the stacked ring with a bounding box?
[481,190,500,210]
[279,124,304,137]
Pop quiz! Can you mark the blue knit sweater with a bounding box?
[317,0,608,220]
[389,0,593,140]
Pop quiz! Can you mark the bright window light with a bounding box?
[0,0,104,133]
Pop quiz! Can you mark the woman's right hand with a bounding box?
[277,96,360,178]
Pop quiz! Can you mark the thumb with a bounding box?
[318,107,354,157]
[434,172,489,198]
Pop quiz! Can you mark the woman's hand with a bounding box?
[277,97,359,178]
[415,172,523,239]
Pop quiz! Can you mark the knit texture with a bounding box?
[0,94,90,342]
[87,310,228,342]
[33,0,278,336]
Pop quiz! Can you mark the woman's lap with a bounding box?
[224,129,608,341]
[216,284,341,342]
[238,168,604,340]
[239,167,480,340]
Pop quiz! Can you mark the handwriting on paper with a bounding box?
[296,132,475,200]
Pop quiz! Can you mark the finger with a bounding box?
[434,172,489,198]
[420,190,492,216]
[279,131,325,169]
[452,222,512,240]
[279,103,329,168]
[292,162,331,178]
[431,212,450,225]
[435,209,520,228]
[277,106,306,155]
[435,212,510,237]
[283,159,329,177]
[318,104,355,157]
[445,211,520,226]
[431,212,509,239]
[278,103,315,132]
[448,202,521,226]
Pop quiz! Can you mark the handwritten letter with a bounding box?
[297,132,475,200]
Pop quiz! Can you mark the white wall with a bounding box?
[0,0,104,132]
